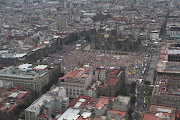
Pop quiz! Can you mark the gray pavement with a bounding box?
[145,55,159,83]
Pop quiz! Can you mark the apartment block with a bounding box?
[25,86,69,120]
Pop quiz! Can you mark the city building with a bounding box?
[96,68,125,97]
[25,86,69,120]
[0,86,31,120]
[0,80,12,95]
[107,110,126,120]
[60,65,125,98]
[142,104,176,120]
[152,44,180,109]
[110,96,131,112]
[57,95,130,119]
[0,63,60,96]
[89,28,141,52]
[59,65,94,98]
[151,75,180,109]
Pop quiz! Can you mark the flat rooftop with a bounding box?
[26,87,66,112]
[25,94,52,112]
[153,75,180,96]
[142,104,176,120]
[57,108,80,120]
[0,64,48,78]
[147,104,176,113]
[157,47,180,74]
[112,95,131,105]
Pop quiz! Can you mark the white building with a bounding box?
[25,87,69,120]
[150,30,159,40]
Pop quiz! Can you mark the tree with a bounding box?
[125,114,131,120]
[131,94,136,104]
[138,114,142,120]
[145,90,152,96]
[144,80,151,85]
[19,101,28,109]
[128,107,134,115]
[118,89,127,96]
[145,96,151,105]
[131,82,136,88]
[129,88,135,94]
[19,112,25,119]
[144,86,151,93]
[84,32,90,42]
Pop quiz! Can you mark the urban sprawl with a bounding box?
[0,0,180,120]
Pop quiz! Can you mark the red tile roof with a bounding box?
[69,95,90,108]
[108,110,126,117]
[95,97,109,110]
[78,116,92,120]
[107,77,119,84]
[142,113,160,120]
[37,113,49,119]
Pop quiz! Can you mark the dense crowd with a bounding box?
[43,45,144,83]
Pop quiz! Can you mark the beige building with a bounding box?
[59,65,93,98]
[0,64,49,95]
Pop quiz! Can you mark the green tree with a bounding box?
[128,107,134,115]
[144,80,151,85]
[131,82,136,88]
[145,96,151,105]
[19,101,28,109]
[84,32,90,42]
[118,89,127,96]
[145,90,152,96]
[125,114,131,120]
[144,86,151,93]
[138,114,142,120]
[19,112,25,119]
[131,94,136,104]
[129,88,135,94]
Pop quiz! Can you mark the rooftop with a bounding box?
[157,46,180,74]
[57,108,80,120]
[94,97,109,110]
[0,63,48,78]
[108,110,126,117]
[69,95,90,108]
[142,113,161,120]
[59,66,93,80]
[112,95,131,105]
[147,104,176,113]
[153,75,180,96]
[143,104,176,120]
[25,94,52,112]
[0,86,30,113]
[26,87,66,112]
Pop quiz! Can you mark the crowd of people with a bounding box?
[43,45,144,83]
